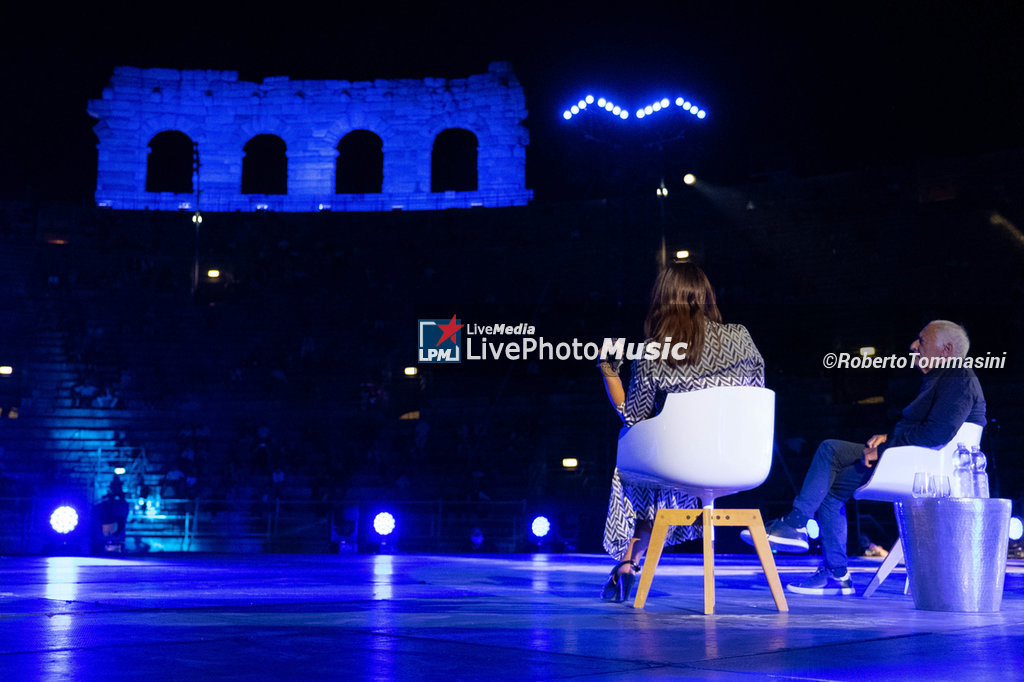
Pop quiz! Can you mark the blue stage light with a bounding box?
[1010,516,1023,541]
[50,506,79,534]
[531,516,550,538]
[373,512,396,536]
[561,93,709,123]
[806,519,820,540]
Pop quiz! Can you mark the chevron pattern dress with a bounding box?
[603,322,765,560]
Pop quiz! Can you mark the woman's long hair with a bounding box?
[642,262,722,367]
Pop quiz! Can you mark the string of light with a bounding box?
[562,94,707,121]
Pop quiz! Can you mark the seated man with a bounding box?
[742,320,986,595]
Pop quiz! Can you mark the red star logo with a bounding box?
[435,315,463,346]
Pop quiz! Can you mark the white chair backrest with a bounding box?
[615,386,775,506]
[853,421,984,502]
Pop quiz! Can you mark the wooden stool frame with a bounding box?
[633,507,789,615]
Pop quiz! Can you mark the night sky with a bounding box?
[3,2,1023,202]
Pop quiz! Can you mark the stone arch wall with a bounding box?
[88,62,532,212]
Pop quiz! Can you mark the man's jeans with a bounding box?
[791,439,875,572]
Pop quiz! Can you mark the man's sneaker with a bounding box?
[739,518,809,553]
[786,566,855,596]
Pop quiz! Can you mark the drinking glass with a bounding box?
[912,472,928,497]
[932,474,951,498]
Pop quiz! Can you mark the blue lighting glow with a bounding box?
[50,506,79,534]
[561,93,708,122]
[806,519,820,540]
[1010,516,1023,541]
[374,512,396,536]
[531,516,551,538]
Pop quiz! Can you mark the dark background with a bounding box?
[3,2,1024,201]
[1,2,1022,554]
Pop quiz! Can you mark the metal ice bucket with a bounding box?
[895,497,1011,612]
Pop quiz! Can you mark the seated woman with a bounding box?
[598,261,765,602]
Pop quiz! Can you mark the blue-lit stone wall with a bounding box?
[88,62,532,211]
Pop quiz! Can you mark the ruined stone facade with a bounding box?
[88,62,532,212]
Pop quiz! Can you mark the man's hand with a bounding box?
[863,446,879,468]
[866,433,888,448]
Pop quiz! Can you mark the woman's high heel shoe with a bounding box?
[601,560,639,602]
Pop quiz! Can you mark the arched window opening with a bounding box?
[146,131,194,193]
[336,130,383,193]
[242,135,287,195]
[431,129,478,192]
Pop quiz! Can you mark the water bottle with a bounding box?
[970,446,990,498]
[952,443,973,497]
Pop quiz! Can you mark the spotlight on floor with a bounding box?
[373,512,396,537]
[806,519,820,540]
[531,516,551,539]
[1010,516,1023,542]
[50,506,79,535]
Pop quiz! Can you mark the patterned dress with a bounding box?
[603,321,766,560]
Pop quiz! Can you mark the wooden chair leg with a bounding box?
[633,510,674,609]
[632,508,788,614]
[702,508,715,614]
[742,511,789,613]
[863,536,904,598]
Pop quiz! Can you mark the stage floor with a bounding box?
[1,552,1022,680]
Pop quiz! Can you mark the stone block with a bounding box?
[90,65,531,211]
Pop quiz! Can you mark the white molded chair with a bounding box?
[616,386,788,614]
[853,421,983,596]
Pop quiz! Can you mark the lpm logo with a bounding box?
[418,315,463,363]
